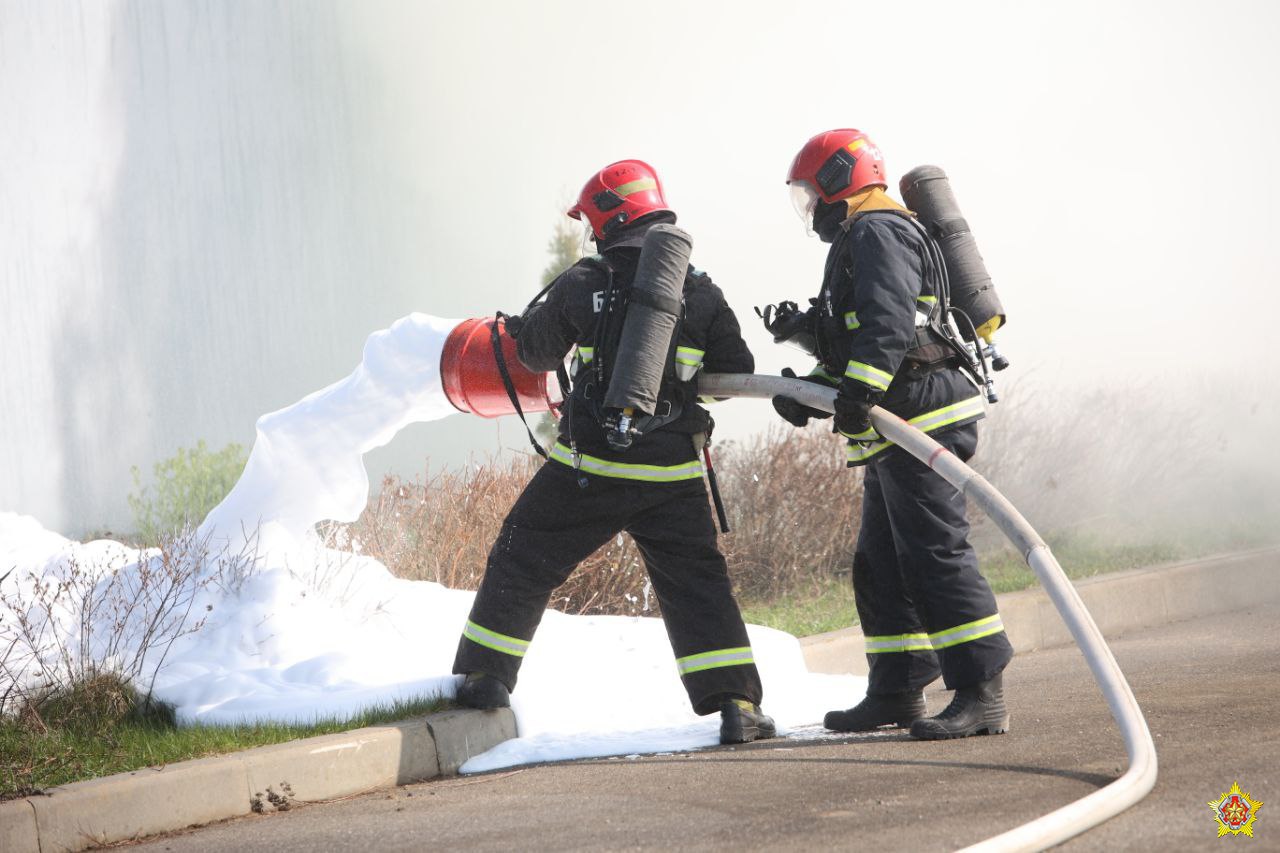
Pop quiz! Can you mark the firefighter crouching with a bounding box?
[773,129,1014,739]
[452,160,776,744]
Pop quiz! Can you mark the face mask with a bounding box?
[788,181,819,237]
[579,216,597,255]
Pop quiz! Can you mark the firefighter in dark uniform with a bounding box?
[452,160,775,744]
[773,129,1014,739]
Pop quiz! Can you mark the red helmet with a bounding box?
[567,159,670,240]
[786,129,886,225]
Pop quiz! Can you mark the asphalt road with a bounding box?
[134,606,1279,852]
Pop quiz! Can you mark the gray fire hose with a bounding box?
[698,373,1157,852]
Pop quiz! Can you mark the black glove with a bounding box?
[771,367,835,428]
[502,313,526,338]
[833,385,880,441]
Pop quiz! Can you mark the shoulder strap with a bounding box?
[490,312,548,459]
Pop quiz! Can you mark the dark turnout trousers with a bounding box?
[453,457,763,715]
[853,422,1013,694]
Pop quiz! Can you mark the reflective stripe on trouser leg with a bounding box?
[862,615,1006,654]
[462,620,529,657]
[627,477,764,715]
[676,647,754,675]
[453,462,625,690]
[870,423,1013,689]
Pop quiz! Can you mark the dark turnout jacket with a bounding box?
[816,208,985,466]
[514,222,753,477]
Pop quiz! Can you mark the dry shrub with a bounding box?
[1,530,215,719]
[343,424,862,615]
[715,423,862,599]
[338,455,654,617]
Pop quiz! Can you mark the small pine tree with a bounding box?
[541,217,584,285]
[128,440,247,544]
[531,214,585,443]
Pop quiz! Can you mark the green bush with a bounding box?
[128,440,247,543]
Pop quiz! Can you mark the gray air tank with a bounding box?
[603,223,692,415]
[900,165,1005,341]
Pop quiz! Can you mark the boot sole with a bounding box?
[910,714,1011,740]
[824,716,922,733]
[721,723,778,745]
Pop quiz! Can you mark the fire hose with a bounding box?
[698,373,1158,853]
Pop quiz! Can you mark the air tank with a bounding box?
[602,223,691,415]
[900,165,1006,342]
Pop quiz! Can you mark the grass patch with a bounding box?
[741,529,1275,638]
[1,675,450,800]
[742,578,857,637]
[977,535,1192,595]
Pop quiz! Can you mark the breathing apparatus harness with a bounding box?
[758,211,1001,404]
[491,253,731,531]
[490,255,695,462]
[576,253,689,448]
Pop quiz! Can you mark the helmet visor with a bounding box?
[579,214,597,255]
[788,181,819,236]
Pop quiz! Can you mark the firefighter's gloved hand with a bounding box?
[771,367,835,428]
[834,387,880,442]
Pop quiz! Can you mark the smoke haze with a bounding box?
[2,0,1277,536]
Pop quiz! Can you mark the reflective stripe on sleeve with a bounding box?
[675,346,705,366]
[550,442,704,482]
[676,646,755,676]
[463,620,530,658]
[578,346,594,364]
[845,360,894,391]
[808,365,841,385]
[675,346,705,381]
[839,425,879,442]
[844,310,861,330]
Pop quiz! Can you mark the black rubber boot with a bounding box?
[823,691,927,732]
[456,672,511,710]
[720,698,777,744]
[909,673,1009,740]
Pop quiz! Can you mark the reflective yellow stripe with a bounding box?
[909,396,986,432]
[578,346,594,364]
[929,614,1005,650]
[844,395,986,463]
[864,632,933,653]
[613,177,657,197]
[808,365,840,385]
[846,138,867,154]
[846,440,895,464]
[845,360,894,391]
[844,310,861,330]
[463,620,530,657]
[676,646,754,675]
[675,346,705,367]
[839,425,879,442]
[916,295,937,306]
[865,615,1005,654]
[550,442,704,482]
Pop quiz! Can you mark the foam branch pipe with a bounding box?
[699,373,1158,852]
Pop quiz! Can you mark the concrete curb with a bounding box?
[3,549,1273,850]
[800,546,1280,676]
[0,707,516,853]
